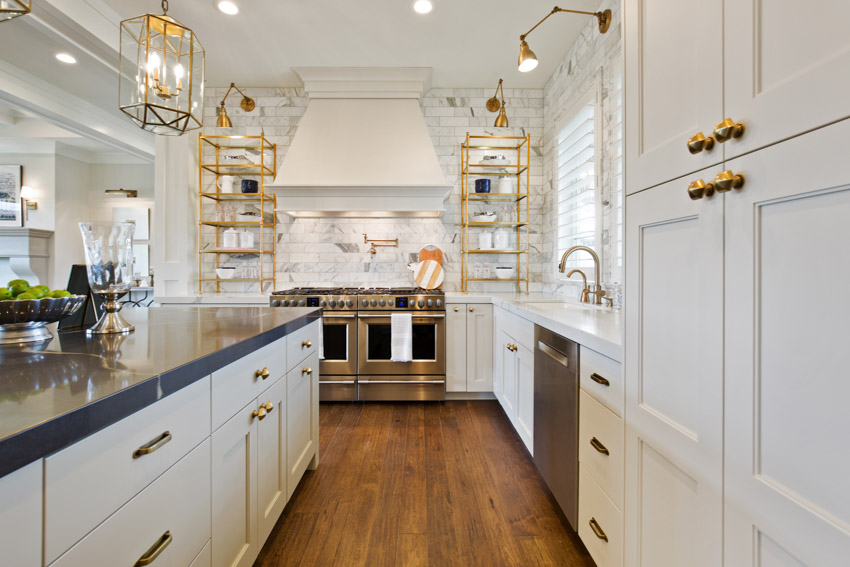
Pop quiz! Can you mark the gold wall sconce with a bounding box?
[20,185,37,213]
[119,0,205,135]
[487,79,509,128]
[518,6,612,72]
[105,188,139,198]
[0,0,31,22]
[216,83,256,128]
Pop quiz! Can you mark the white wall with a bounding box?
[52,155,90,289]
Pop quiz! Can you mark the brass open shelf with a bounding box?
[461,133,530,294]
[198,134,277,294]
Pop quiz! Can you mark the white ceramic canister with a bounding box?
[479,231,493,250]
[239,230,255,249]
[222,228,239,248]
[497,176,514,194]
[217,175,237,193]
[493,228,509,250]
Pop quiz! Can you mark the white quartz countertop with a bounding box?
[156,294,269,305]
[445,292,623,362]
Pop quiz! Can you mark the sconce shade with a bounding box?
[119,8,204,135]
[518,40,538,73]
[0,0,31,22]
[494,106,509,128]
[216,103,233,128]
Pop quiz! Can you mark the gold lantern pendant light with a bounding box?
[216,83,256,128]
[119,0,205,135]
[487,79,509,128]
[0,0,31,22]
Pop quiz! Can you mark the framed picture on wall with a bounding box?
[0,165,22,227]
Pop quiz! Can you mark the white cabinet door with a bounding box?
[515,342,534,455]
[724,119,850,564]
[0,460,41,567]
[499,330,518,419]
[493,311,507,401]
[287,352,319,500]
[211,401,258,567]
[624,167,724,567]
[723,0,850,160]
[466,305,493,393]
[445,305,468,392]
[625,0,724,192]
[257,377,287,545]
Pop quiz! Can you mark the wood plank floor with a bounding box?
[256,401,593,567]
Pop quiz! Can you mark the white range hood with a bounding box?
[267,68,451,218]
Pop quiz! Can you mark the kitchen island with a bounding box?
[0,305,321,567]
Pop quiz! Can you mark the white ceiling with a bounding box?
[98,0,604,88]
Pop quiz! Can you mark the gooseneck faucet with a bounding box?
[558,245,607,305]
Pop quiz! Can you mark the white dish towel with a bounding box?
[390,313,413,362]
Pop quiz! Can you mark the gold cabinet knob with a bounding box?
[454,306,459,312]
[687,132,715,154]
[714,169,745,192]
[688,179,715,200]
[302,367,313,375]
[469,307,475,312]
[255,367,270,380]
[263,401,274,413]
[302,340,312,348]
[714,118,745,142]
[251,406,268,421]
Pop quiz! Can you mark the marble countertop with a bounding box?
[445,292,622,361]
[0,305,320,479]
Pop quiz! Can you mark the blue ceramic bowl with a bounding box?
[474,179,491,193]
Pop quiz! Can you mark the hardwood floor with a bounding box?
[256,401,593,567]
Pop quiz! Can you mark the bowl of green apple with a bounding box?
[0,280,86,344]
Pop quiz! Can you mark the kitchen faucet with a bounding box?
[558,245,607,305]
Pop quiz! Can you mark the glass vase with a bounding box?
[79,221,136,335]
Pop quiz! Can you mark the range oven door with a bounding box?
[320,313,357,376]
[357,312,446,376]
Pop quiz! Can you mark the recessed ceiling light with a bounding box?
[55,53,77,64]
[412,0,434,15]
[217,1,239,15]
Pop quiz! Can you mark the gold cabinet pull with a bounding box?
[506,343,517,352]
[590,437,610,455]
[714,118,745,142]
[134,530,172,566]
[302,367,313,375]
[469,307,475,312]
[454,306,459,312]
[590,373,610,387]
[302,340,312,348]
[688,179,715,200]
[589,518,608,542]
[255,367,270,380]
[262,401,274,414]
[251,406,268,421]
[132,431,172,459]
[687,132,715,154]
[714,169,745,192]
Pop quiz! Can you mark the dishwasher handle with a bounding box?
[537,340,569,367]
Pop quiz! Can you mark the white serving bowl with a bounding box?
[216,267,237,279]
[494,266,516,280]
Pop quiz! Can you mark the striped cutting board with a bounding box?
[415,259,444,289]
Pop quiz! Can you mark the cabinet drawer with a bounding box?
[578,465,623,567]
[45,377,210,564]
[286,320,320,370]
[52,439,211,567]
[580,346,623,417]
[212,337,286,431]
[579,390,624,509]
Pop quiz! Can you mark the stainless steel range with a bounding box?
[270,287,446,402]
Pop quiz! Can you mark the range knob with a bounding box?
[320,300,327,307]
[271,299,280,307]
[361,299,368,307]
[346,300,353,307]
[299,300,306,306]
[418,299,425,308]
[329,300,337,307]
[379,299,386,307]
[436,299,443,308]
[426,299,433,308]
[388,299,395,306]
[370,299,377,307]
[281,300,289,307]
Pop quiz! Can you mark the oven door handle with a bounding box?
[358,379,445,384]
[357,314,446,319]
[323,314,356,319]
[319,380,356,384]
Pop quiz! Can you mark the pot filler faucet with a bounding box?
[558,245,608,305]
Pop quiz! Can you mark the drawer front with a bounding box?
[579,390,624,509]
[578,465,623,567]
[52,439,211,567]
[286,320,320,371]
[212,337,286,431]
[495,307,535,352]
[580,346,623,417]
[45,377,210,564]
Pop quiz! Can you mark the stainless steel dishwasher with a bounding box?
[533,325,579,530]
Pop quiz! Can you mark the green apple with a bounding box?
[29,287,47,299]
[15,292,38,300]
[0,288,11,300]
[7,279,29,288]
[48,290,72,298]
[10,283,30,297]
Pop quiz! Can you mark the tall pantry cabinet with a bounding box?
[624,1,850,565]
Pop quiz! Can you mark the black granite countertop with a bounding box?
[0,305,321,479]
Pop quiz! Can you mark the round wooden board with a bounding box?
[415,260,445,290]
